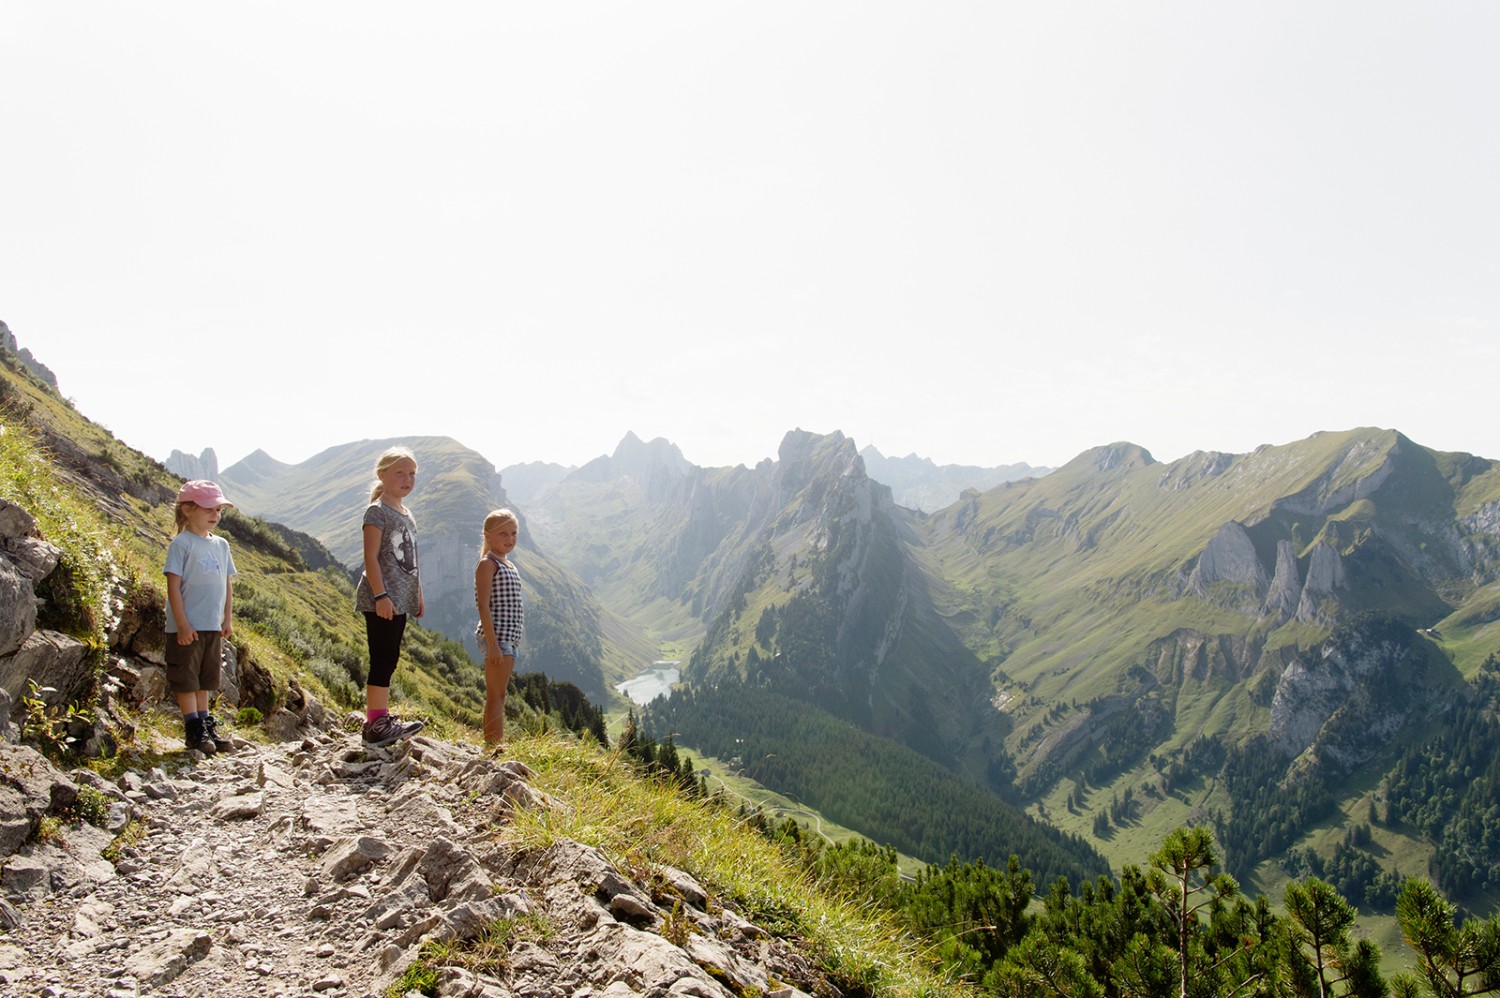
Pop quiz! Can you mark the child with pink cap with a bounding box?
[164,480,238,754]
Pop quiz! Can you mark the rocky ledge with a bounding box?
[0,724,826,998]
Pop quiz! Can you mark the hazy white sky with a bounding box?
[4,3,1497,474]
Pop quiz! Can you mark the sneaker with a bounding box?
[203,714,234,753]
[184,716,217,755]
[362,713,423,747]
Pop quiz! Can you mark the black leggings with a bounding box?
[363,612,408,688]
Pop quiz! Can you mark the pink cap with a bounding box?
[176,480,235,508]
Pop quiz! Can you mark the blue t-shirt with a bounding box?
[164,531,237,632]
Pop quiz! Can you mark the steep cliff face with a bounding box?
[684,431,994,764]
[163,447,220,483]
[1268,616,1446,777]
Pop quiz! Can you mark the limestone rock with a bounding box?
[122,928,213,987]
[0,629,93,710]
[0,553,36,660]
[0,742,80,858]
[1187,521,1267,612]
[1263,539,1303,621]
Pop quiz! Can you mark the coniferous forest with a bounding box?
[616,717,1500,998]
[641,677,1110,891]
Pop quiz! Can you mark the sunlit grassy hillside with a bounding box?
[0,350,971,997]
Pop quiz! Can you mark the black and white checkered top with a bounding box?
[480,553,525,646]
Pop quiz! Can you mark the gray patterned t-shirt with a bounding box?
[355,501,420,616]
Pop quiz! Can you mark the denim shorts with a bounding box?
[498,641,517,657]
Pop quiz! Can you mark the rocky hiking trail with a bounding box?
[0,723,828,998]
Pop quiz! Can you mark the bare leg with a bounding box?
[483,655,515,747]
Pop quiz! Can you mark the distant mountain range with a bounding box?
[207,431,1047,676]
[15,320,1498,910]
[857,446,1051,511]
[206,423,1500,905]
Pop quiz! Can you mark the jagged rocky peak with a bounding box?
[610,431,690,474]
[1265,539,1303,621]
[572,431,690,482]
[773,429,864,497]
[164,447,220,482]
[778,428,857,468]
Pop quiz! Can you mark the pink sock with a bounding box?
[367,708,388,722]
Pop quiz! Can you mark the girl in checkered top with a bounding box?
[474,508,524,749]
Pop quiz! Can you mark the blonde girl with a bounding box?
[474,508,524,748]
[355,447,425,746]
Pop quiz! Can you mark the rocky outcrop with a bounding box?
[0,722,831,997]
[1187,521,1267,612]
[1295,542,1348,623]
[1146,629,1255,686]
[163,448,220,482]
[1264,540,1303,622]
[0,322,58,390]
[1267,618,1429,773]
[0,498,93,715]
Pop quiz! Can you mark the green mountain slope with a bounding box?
[919,429,1499,773]
[526,423,1500,904]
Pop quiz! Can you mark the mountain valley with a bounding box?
[200,415,1500,917]
[9,323,1500,925]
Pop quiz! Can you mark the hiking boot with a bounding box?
[184,715,217,755]
[203,713,234,753]
[362,713,423,747]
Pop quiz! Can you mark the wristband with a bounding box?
[373,592,390,602]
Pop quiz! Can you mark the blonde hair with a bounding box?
[480,508,519,557]
[369,447,418,503]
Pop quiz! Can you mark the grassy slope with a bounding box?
[2,353,966,997]
[919,431,1500,759]
[0,359,483,733]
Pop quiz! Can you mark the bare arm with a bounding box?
[166,573,197,645]
[221,578,234,638]
[475,560,501,660]
[363,523,394,620]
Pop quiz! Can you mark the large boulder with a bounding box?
[0,742,80,859]
[0,630,93,710]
